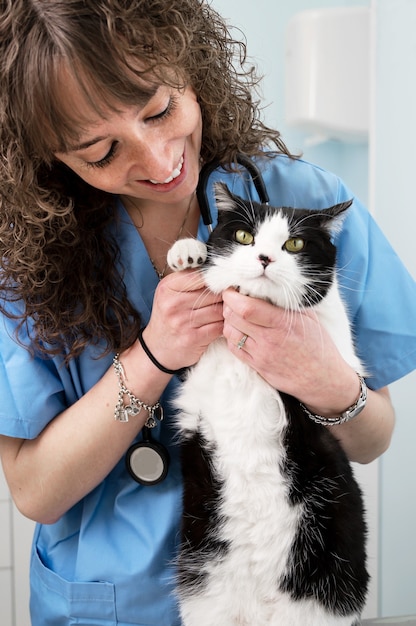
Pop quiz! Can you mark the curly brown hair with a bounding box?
[0,0,292,360]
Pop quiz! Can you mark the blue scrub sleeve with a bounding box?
[0,313,68,439]
[334,195,416,390]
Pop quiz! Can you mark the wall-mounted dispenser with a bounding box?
[285,7,370,143]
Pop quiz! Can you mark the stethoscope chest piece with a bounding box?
[126,427,170,486]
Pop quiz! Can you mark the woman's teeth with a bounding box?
[149,156,183,185]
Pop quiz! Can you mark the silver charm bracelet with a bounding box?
[300,372,368,426]
[113,354,164,428]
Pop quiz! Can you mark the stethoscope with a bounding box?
[197,153,269,232]
[126,154,269,485]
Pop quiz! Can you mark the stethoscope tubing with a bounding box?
[196,153,270,231]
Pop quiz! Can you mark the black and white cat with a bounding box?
[167,183,369,626]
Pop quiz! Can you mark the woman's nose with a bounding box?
[128,132,177,182]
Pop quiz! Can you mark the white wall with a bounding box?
[0,469,13,626]
[212,0,370,198]
[372,0,416,616]
[0,470,32,626]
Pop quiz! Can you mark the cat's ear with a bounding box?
[320,199,353,233]
[214,182,237,213]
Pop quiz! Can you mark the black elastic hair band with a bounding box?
[138,328,181,375]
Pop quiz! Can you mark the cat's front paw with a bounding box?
[167,238,207,271]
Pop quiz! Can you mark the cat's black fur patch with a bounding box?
[177,431,229,592]
[279,392,369,615]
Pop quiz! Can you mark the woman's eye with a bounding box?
[86,142,118,169]
[284,238,305,253]
[146,96,177,123]
[235,229,254,245]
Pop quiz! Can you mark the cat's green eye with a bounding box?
[284,238,305,253]
[235,229,254,245]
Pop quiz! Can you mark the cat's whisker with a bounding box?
[191,287,219,313]
[172,272,206,293]
[170,275,220,315]
[288,210,333,229]
[335,266,366,293]
[232,190,257,225]
[300,303,328,358]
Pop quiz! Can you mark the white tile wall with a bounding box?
[12,506,33,626]
[0,569,13,626]
[0,468,13,626]
[0,500,11,568]
[0,468,33,626]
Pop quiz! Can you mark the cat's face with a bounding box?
[203,184,351,310]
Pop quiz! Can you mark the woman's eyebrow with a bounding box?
[66,135,109,152]
[62,85,163,153]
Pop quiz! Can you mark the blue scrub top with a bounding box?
[1,155,415,625]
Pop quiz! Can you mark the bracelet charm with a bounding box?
[113,354,164,427]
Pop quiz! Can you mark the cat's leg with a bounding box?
[167,238,207,271]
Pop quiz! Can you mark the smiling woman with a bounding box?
[0,2,415,626]
[0,0,285,360]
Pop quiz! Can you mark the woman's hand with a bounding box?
[221,288,395,463]
[222,288,354,407]
[142,269,224,372]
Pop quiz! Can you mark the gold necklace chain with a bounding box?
[128,192,195,280]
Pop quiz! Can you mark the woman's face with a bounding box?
[54,83,203,208]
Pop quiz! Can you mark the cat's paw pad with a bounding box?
[167,239,207,271]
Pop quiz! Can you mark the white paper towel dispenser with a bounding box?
[285,7,370,142]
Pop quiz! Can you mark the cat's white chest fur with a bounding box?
[173,328,308,626]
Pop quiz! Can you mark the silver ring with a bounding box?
[237,334,248,350]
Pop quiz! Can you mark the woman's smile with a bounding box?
[149,155,183,184]
[54,84,203,207]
